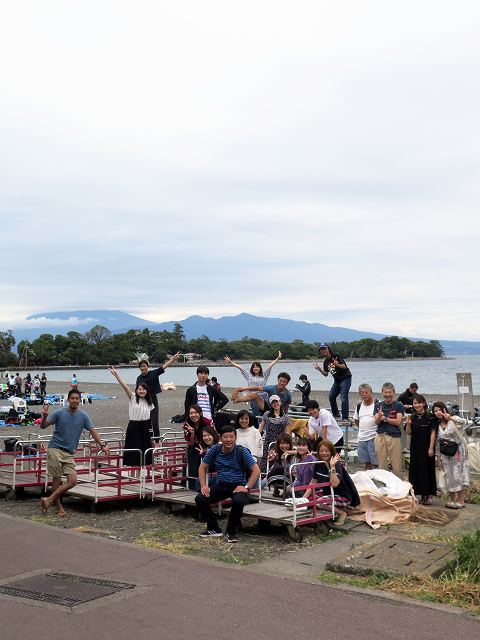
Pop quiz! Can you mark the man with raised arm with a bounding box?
[39,389,108,517]
[313,343,352,425]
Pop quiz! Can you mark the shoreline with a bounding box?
[6,356,455,371]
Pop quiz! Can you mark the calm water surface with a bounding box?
[18,355,480,395]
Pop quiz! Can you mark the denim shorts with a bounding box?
[357,438,377,465]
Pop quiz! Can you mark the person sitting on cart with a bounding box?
[195,425,260,543]
[303,440,360,526]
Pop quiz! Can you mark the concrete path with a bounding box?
[0,513,478,640]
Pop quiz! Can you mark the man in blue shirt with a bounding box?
[231,372,292,414]
[195,426,260,543]
[40,389,108,517]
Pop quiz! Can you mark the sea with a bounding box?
[15,354,480,395]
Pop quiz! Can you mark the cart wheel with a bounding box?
[314,522,330,536]
[159,502,172,515]
[286,525,303,543]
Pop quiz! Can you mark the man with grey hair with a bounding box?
[374,382,405,477]
[353,384,378,470]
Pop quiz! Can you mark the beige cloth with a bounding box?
[348,469,419,529]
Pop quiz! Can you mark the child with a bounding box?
[183,404,215,490]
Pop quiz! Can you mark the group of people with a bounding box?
[3,371,47,397]
[36,346,471,534]
[353,381,470,509]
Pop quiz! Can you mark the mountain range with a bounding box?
[5,310,480,355]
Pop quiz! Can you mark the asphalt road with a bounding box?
[0,513,478,640]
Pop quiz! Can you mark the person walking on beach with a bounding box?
[184,365,229,422]
[71,373,78,389]
[137,352,181,435]
[40,389,108,517]
[374,382,404,478]
[313,343,352,424]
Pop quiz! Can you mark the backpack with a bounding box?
[207,444,252,479]
[355,400,380,418]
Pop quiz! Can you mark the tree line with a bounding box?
[0,325,444,367]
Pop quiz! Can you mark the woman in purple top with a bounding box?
[292,437,316,496]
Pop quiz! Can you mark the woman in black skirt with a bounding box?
[109,367,156,470]
[405,394,437,504]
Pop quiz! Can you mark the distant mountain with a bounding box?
[6,310,480,355]
[12,310,157,342]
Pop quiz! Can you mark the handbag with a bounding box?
[439,438,459,457]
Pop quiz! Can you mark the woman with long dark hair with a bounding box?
[183,404,216,489]
[109,367,155,470]
[405,394,437,504]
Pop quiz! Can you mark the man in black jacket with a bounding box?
[184,366,228,421]
[397,382,418,414]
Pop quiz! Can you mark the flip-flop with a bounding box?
[445,502,459,509]
[40,497,49,514]
[456,503,466,508]
[57,512,69,519]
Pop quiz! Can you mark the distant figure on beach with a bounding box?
[353,383,378,470]
[137,352,181,435]
[8,373,15,395]
[184,365,229,422]
[14,373,22,396]
[210,376,221,391]
[374,382,404,478]
[295,374,311,407]
[24,373,32,395]
[224,352,282,416]
[313,343,352,424]
[71,373,78,389]
[40,389,108,517]
[110,367,156,471]
[40,372,47,397]
[33,375,41,396]
[397,382,418,414]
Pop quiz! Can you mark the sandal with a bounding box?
[456,503,466,508]
[445,502,459,509]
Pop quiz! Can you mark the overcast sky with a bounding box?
[2,1,480,340]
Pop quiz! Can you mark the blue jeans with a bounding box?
[329,377,352,420]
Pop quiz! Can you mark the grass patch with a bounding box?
[317,530,480,614]
[465,480,480,505]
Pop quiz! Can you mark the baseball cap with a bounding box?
[269,395,281,404]
[319,342,329,349]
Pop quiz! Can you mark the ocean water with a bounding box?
[16,354,480,395]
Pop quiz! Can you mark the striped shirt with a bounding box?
[128,396,153,421]
[196,385,212,420]
[240,366,272,387]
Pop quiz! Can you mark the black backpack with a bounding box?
[355,399,380,417]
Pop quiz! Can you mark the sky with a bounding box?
[2,1,480,341]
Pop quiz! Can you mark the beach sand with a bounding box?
[1,382,477,442]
